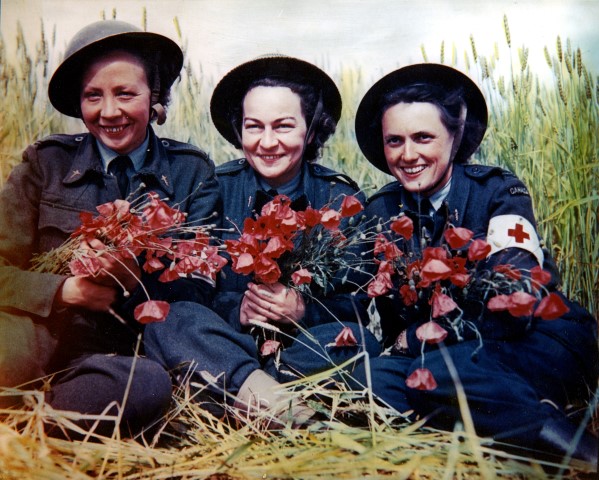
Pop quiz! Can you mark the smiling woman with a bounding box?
[0,19,221,439]
[349,62,599,465]
[80,50,152,154]
[241,85,308,187]
[143,54,381,428]
[382,102,455,196]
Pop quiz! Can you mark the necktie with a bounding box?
[417,197,434,218]
[109,156,132,198]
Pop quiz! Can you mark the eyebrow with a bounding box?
[243,115,297,122]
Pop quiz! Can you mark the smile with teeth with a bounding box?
[259,154,283,161]
[402,165,427,174]
[103,125,127,134]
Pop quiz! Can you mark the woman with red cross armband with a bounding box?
[350,63,598,466]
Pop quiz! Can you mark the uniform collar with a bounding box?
[257,171,302,199]
[62,127,174,196]
[97,130,150,172]
[428,179,451,211]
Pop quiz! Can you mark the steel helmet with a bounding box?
[48,19,183,118]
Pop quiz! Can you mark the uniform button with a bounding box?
[162,140,170,147]
[75,136,84,142]
[238,159,246,164]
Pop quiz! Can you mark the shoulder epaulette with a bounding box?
[366,181,402,204]
[464,163,515,180]
[309,163,359,190]
[34,133,86,150]
[216,158,249,175]
[158,137,210,160]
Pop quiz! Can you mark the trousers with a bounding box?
[0,310,172,438]
[351,317,596,451]
[144,301,381,403]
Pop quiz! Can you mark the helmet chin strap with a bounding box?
[449,103,468,161]
[150,67,167,125]
[301,91,324,159]
[417,102,467,197]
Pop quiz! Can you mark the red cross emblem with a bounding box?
[508,223,530,243]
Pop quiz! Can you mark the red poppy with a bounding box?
[450,273,471,288]
[531,266,552,288]
[133,300,170,324]
[374,234,402,261]
[291,268,313,286]
[422,247,448,262]
[263,235,294,258]
[416,321,448,344]
[487,291,536,317]
[303,207,322,228]
[534,292,569,320]
[468,239,491,261]
[340,195,364,217]
[444,227,474,249]
[367,270,393,297]
[399,284,418,306]
[333,326,358,347]
[203,247,228,278]
[390,216,414,240]
[158,267,180,283]
[506,291,537,316]
[494,264,522,281]
[260,339,281,356]
[320,208,342,230]
[70,254,102,277]
[143,196,185,234]
[96,198,132,222]
[253,254,282,284]
[143,256,165,274]
[420,258,453,285]
[430,290,458,318]
[486,294,511,312]
[232,252,255,275]
[406,368,438,390]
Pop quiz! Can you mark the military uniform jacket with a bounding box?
[0,128,221,361]
[214,158,366,329]
[366,163,597,377]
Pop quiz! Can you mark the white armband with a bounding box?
[486,214,544,266]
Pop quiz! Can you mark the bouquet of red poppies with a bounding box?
[224,193,366,297]
[32,192,226,324]
[366,214,569,390]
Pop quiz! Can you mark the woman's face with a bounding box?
[241,86,308,187]
[80,50,151,154]
[382,102,455,196]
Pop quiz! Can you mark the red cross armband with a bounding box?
[486,215,544,266]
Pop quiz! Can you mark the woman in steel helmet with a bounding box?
[350,63,598,464]
[144,55,380,427]
[0,19,220,439]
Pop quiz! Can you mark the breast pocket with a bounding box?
[37,201,85,252]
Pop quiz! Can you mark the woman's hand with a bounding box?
[239,282,305,327]
[55,276,119,312]
[80,238,141,294]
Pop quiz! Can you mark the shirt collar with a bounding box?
[97,130,150,172]
[258,171,303,199]
[428,179,452,211]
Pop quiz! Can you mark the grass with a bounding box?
[0,11,597,480]
[1,370,596,480]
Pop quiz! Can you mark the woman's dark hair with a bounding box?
[378,82,485,163]
[231,77,337,162]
